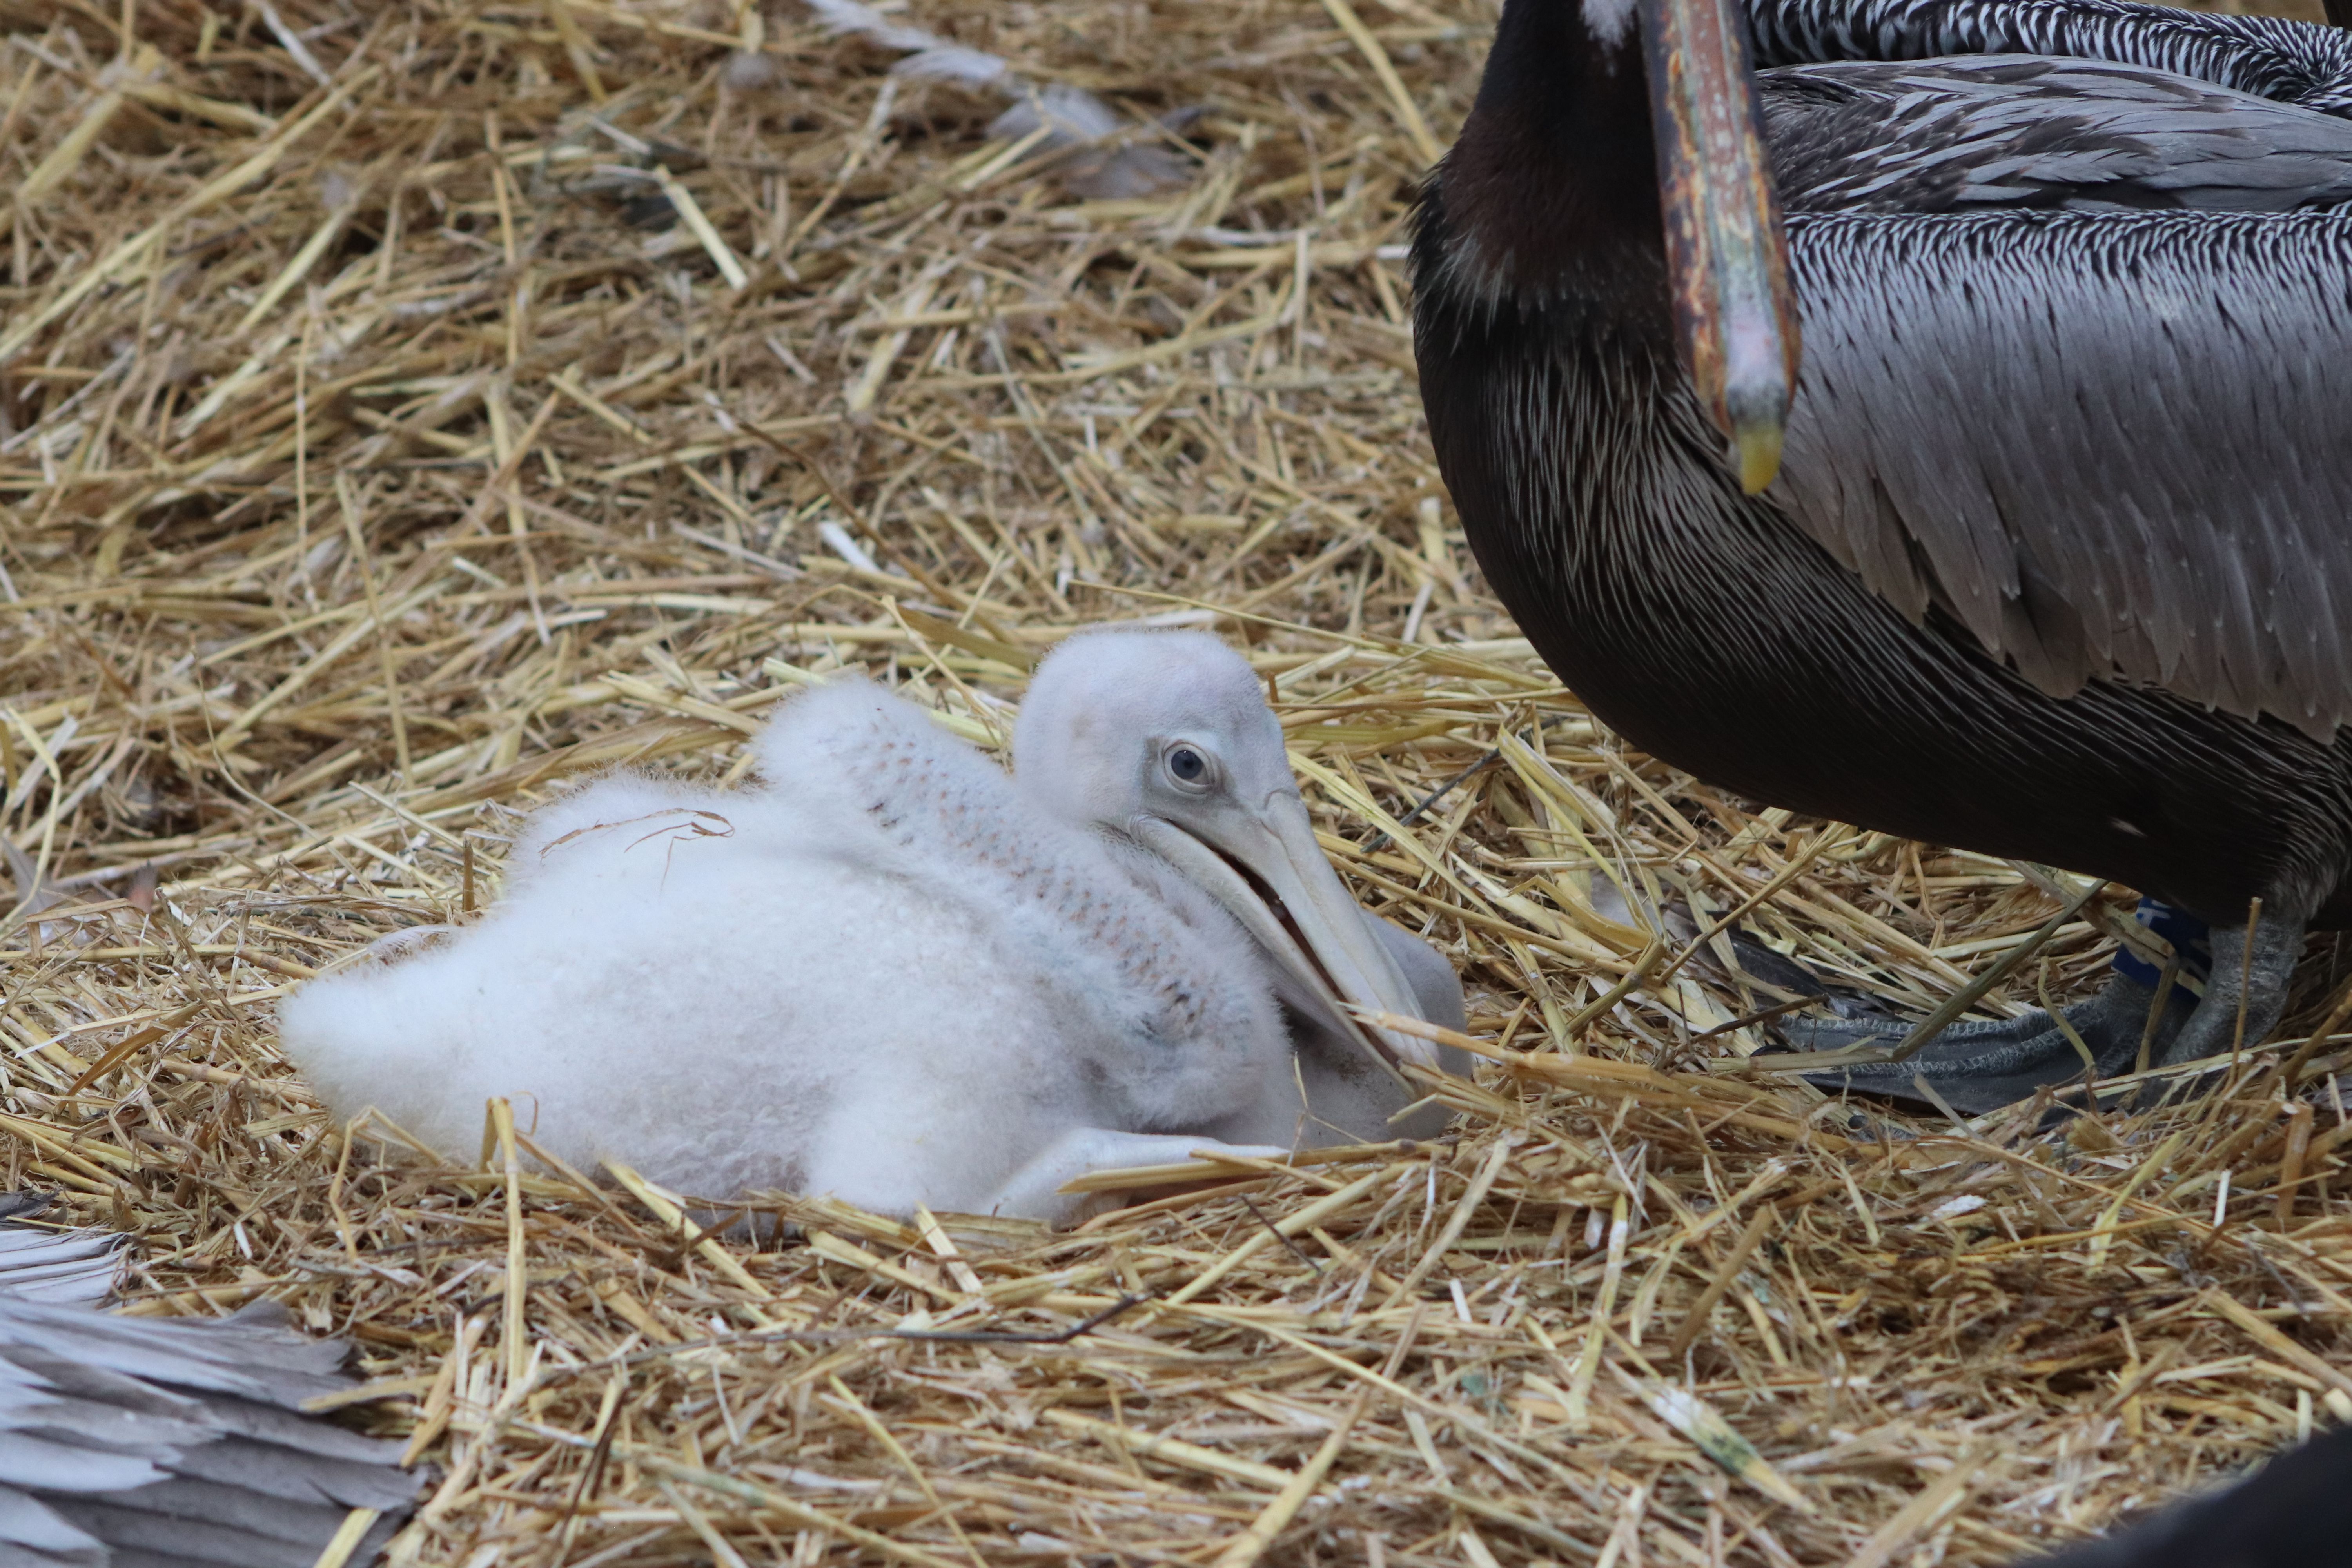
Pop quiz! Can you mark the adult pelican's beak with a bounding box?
[1639,0,1798,493]
[1134,792,1435,1094]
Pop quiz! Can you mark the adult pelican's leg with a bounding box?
[1789,898,2208,1114]
[1781,986,2165,1058]
[984,1131,1289,1227]
[1795,901,2304,1113]
[1795,977,2176,1116]
[2155,907,2305,1068]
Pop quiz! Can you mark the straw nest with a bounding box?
[3,0,2347,1562]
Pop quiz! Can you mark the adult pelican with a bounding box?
[2030,1421,2352,1566]
[279,631,1465,1223]
[1411,0,2352,1109]
[0,1195,419,1566]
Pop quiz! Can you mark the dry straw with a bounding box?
[1,0,2346,1562]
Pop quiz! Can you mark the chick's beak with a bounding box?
[1638,0,1799,493]
[1134,793,1435,1093]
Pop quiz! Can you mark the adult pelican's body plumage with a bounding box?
[1411,0,2352,1108]
[1743,0,2352,109]
[0,1195,419,1568]
[2027,1419,2352,1568]
[279,631,1463,1223]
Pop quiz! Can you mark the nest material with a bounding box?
[1,0,2347,1563]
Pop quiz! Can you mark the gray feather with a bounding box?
[166,1436,420,1512]
[1775,208,2352,738]
[71,1478,364,1546]
[1745,0,2352,116]
[0,1435,167,1497]
[0,1303,354,1406]
[0,1486,102,1561]
[0,1229,123,1310]
[38,1499,334,1568]
[163,1396,408,1471]
[0,1203,421,1568]
[1764,56,2352,212]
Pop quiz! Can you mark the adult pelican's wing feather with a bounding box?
[0,1300,421,1566]
[1744,0,2352,115]
[0,1203,419,1567]
[1762,57,2352,214]
[1773,207,2352,738]
[0,1199,124,1307]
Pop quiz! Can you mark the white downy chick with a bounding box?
[279,630,1459,1221]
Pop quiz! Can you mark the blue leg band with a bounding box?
[2111,897,2210,1002]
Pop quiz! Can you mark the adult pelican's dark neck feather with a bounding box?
[1414,0,2352,1109]
[1437,0,1798,491]
[1436,0,1664,306]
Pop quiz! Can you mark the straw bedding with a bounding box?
[2,0,2346,1561]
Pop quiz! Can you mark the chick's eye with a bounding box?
[1167,747,1207,784]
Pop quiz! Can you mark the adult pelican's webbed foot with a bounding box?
[1787,902,2306,1114]
[1786,975,2172,1115]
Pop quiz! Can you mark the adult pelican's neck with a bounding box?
[1434,0,1669,309]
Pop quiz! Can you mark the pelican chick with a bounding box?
[279,630,1462,1223]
